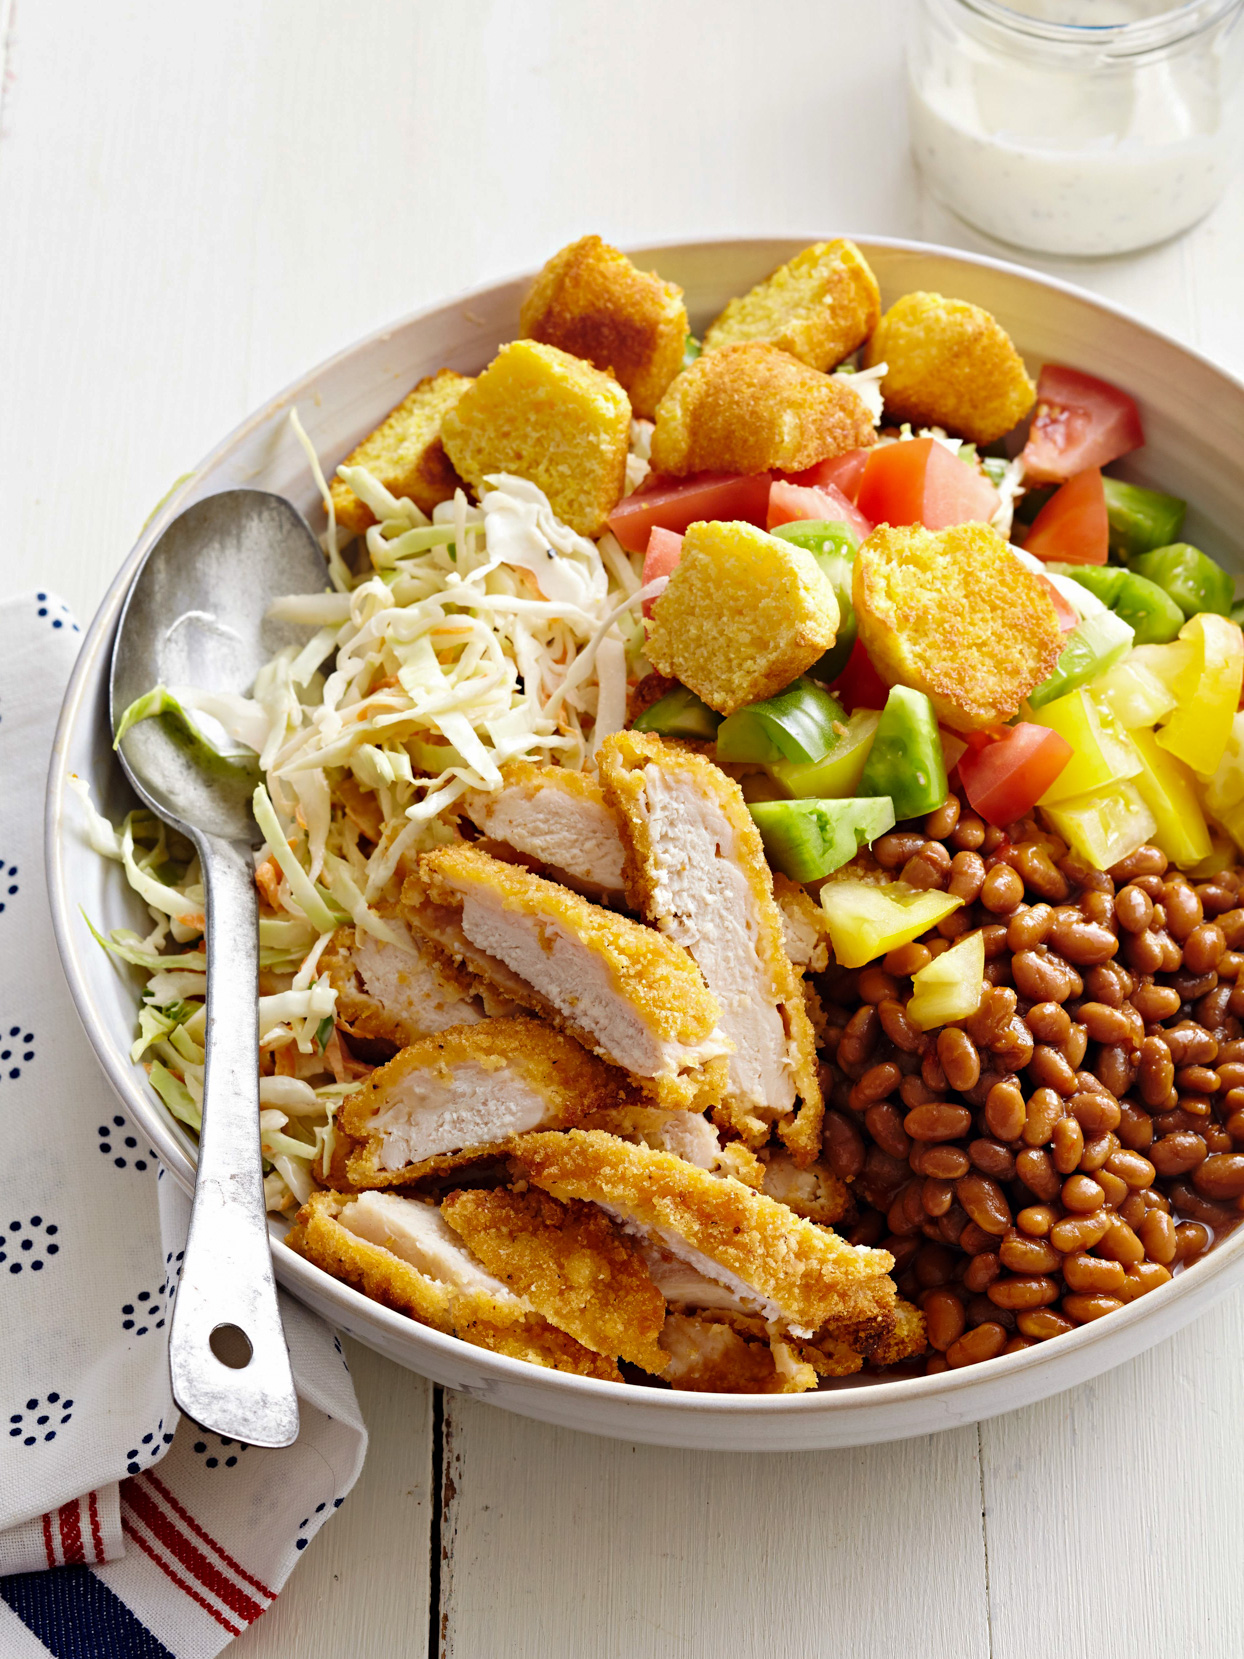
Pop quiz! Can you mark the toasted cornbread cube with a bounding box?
[853,522,1063,731]
[645,520,840,715]
[862,291,1036,444]
[330,369,472,534]
[703,239,881,371]
[440,339,630,536]
[650,343,875,477]
[519,235,688,419]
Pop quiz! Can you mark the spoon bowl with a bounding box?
[111,488,330,1449]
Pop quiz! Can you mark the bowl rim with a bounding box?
[45,231,1244,1421]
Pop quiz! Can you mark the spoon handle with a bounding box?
[168,832,299,1447]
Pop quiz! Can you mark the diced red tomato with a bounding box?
[607,472,771,553]
[957,723,1074,827]
[641,527,683,615]
[827,638,889,712]
[1023,467,1109,565]
[855,438,1000,532]
[1020,365,1144,485]
[766,480,873,544]
[788,448,871,501]
[1033,572,1081,632]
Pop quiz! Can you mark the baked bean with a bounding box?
[914,1243,956,1287]
[1083,961,1136,1007]
[923,1288,967,1351]
[1008,905,1054,952]
[879,999,928,1055]
[984,1079,1026,1142]
[981,923,1011,961]
[1013,950,1074,1003]
[999,1230,1060,1273]
[1164,1022,1219,1066]
[1139,1036,1176,1106]
[1204,1124,1234,1153]
[1116,1101,1154,1151]
[1013,842,1070,901]
[1192,1153,1244,1199]
[837,1005,880,1071]
[981,824,1007,853]
[886,1186,925,1238]
[921,1178,955,1218]
[925,796,961,840]
[926,1354,950,1375]
[965,985,1018,1047]
[1063,1293,1125,1323]
[1195,984,1233,1031]
[1105,1148,1157,1189]
[884,941,932,977]
[1078,1001,1134,1044]
[1051,1115,1085,1175]
[857,967,901,1005]
[937,1028,981,1092]
[946,1322,1008,1367]
[1124,930,1166,976]
[911,1143,971,1180]
[1150,1130,1207,1177]
[988,1275,1059,1309]
[874,831,927,870]
[1061,1173,1106,1212]
[1139,1208,1177,1265]
[1005,1335,1036,1354]
[969,1138,1016,1181]
[864,1103,911,1161]
[962,1251,1002,1293]
[981,864,1024,915]
[1120,1262,1172,1300]
[947,850,986,904]
[900,1074,934,1110]
[951,812,986,852]
[1198,882,1237,917]
[1220,1061,1244,1091]
[854,1062,902,1108]
[1062,1253,1127,1294]
[1173,1221,1212,1262]
[1029,1044,1078,1095]
[902,843,952,891]
[1025,1001,1070,1045]
[1050,1211,1112,1253]
[1222,909,1244,949]
[1070,1091,1122,1133]
[956,1173,1012,1235]
[1017,1204,1058,1237]
[1016,1148,1062,1201]
[1162,879,1203,941]
[1115,884,1154,934]
[904,1102,972,1142]
[1175,1065,1220,1096]
[959,1221,997,1257]
[1098,1217,1145,1265]
[992,1017,1036,1071]
[1093,1167,1129,1207]
[1220,952,1244,982]
[1017,1308,1076,1340]
[1184,923,1227,975]
[1082,890,1115,929]
[1049,912,1119,965]
[860,1147,911,1205]
[1096,1044,1138,1100]
[1062,1023,1089,1070]
[1110,845,1168,882]
[1118,1191,1149,1230]
[1022,1087,1063,1147]
[848,1210,887,1247]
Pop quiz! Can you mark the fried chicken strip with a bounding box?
[460,761,627,901]
[321,915,492,1048]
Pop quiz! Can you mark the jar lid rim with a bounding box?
[953,0,1242,51]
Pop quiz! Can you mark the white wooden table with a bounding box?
[5,3,1244,1653]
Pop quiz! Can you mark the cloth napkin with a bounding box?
[0,591,368,1655]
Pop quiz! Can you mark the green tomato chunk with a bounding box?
[857,685,947,820]
[633,685,722,741]
[1103,478,1186,558]
[748,796,895,883]
[1046,562,1183,645]
[1130,543,1234,621]
[1028,611,1134,710]
[770,519,860,683]
[715,676,846,766]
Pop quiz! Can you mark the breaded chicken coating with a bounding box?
[460,761,627,901]
[286,1189,617,1379]
[649,342,876,477]
[401,846,730,1110]
[703,239,881,371]
[321,915,489,1048]
[600,731,824,1159]
[645,520,840,716]
[869,1298,928,1366]
[581,1103,765,1188]
[853,522,1064,731]
[509,1129,896,1336]
[519,235,688,420]
[759,1150,852,1226]
[340,1017,628,1188]
[442,1186,668,1372]
[441,339,630,536]
[771,873,831,973]
[660,1313,785,1394]
[329,369,472,533]
[862,291,1036,445]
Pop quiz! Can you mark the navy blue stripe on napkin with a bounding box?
[0,1565,173,1658]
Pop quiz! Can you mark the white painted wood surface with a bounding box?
[4,2,1244,1654]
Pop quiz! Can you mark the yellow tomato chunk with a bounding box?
[819,879,961,970]
[1030,688,1140,807]
[1129,726,1212,869]
[908,930,986,1031]
[1042,780,1157,872]
[1154,614,1244,778]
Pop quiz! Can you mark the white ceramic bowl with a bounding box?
[46,238,1244,1451]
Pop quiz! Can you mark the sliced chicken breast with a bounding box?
[321,915,490,1048]
[401,845,730,1110]
[598,731,823,1159]
[460,761,627,900]
[340,1017,631,1187]
[771,873,831,973]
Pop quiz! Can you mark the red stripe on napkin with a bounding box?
[57,1499,84,1566]
[88,1490,105,1564]
[41,1512,54,1570]
[145,1471,275,1600]
[122,1482,268,1626]
[122,1516,243,1639]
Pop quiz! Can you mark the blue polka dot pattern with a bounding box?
[0,1025,35,1083]
[120,1276,169,1337]
[0,860,17,914]
[125,1416,170,1475]
[96,1115,156,1171]
[8,1393,73,1446]
[34,594,79,634]
[191,1433,245,1470]
[0,1215,59,1275]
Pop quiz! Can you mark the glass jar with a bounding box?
[908,0,1244,256]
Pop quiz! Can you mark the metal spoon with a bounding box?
[111,489,330,1448]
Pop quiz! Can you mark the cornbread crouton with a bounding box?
[285,1189,618,1379]
[862,291,1036,445]
[321,915,488,1049]
[853,522,1063,731]
[400,845,730,1110]
[649,342,876,477]
[442,1186,668,1372]
[509,1129,896,1336]
[703,239,881,371]
[599,730,823,1159]
[519,235,687,420]
[440,339,630,536]
[460,761,627,900]
[329,369,472,534]
[645,520,840,716]
[340,1017,628,1188]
